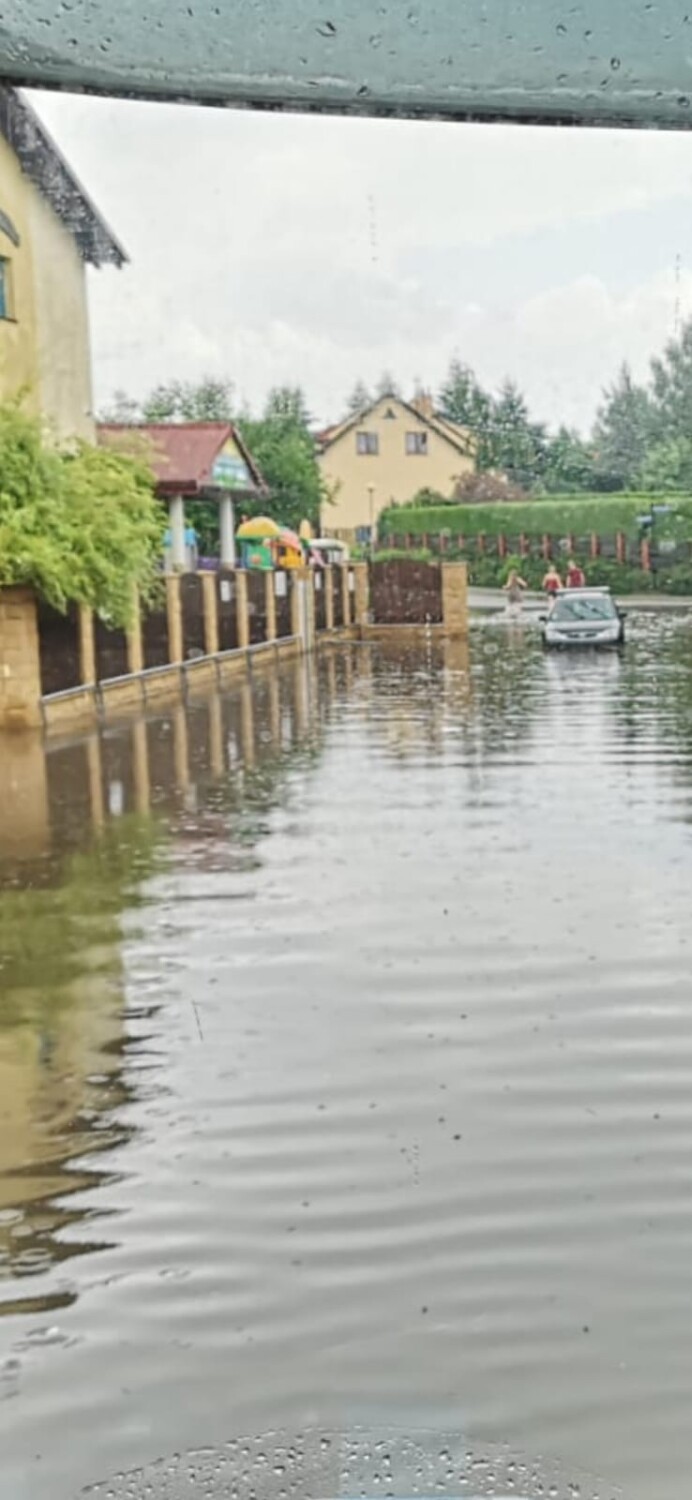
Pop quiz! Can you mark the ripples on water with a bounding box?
[1,617,692,1499]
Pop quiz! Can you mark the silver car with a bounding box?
[541,587,626,648]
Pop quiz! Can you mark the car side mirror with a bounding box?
[538,613,547,622]
[618,609,627,619]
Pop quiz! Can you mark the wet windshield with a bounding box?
[552,594,618,622]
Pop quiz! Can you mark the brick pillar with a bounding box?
[477,533,486,554]
[352,562,370,626]
[590,533,600,560]
[78,604,96,686]
[0,587,42,730]
[641,537,652,572]
[324,566,334,629]
[542,534,551,560]
[441,562,469,638]
[235,570,250,650]
[519,533,529,557]
[166,575,184,663]
[0,727,48,852]
[264,570,277,642]
[616,531,626,565]
[201,571,219,655]
[498,534,507,559]
[126,590,143,674]
[341,565,352,627]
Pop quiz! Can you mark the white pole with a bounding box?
[169,495,186,570]
[219,493,236,567]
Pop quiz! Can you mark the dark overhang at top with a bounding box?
[1,1,692,132]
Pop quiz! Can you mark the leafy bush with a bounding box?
[0,404,163,625]
[464,553,656,593]
[381,493,692,542]
[372,547,434,563]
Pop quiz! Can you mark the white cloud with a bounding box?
[27,89,692,429]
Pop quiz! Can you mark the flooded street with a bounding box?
[3,618,692,1500]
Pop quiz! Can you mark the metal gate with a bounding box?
[370,560,443,625]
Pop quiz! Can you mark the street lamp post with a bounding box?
[367,484,375,554]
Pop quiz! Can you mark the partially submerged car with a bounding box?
[541,587,626,648]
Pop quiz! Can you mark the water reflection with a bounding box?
[3,627,692,1500]
[0,655,342,1320]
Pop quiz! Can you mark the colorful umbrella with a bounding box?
[279,528,302,550]
[236,516,280,540]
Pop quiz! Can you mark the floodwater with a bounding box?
[2,617,692,1500]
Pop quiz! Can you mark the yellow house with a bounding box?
[317,391,476,540]
[0,85,125,440]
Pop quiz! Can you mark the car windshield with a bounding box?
[552,594,617,622]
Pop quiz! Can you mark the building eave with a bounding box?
[0,85,127,267]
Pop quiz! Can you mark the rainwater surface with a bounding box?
[2,618,692,1500]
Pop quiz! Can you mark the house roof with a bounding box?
[0,85,126,267]
[316,395,475,459]
[98,420,267,497]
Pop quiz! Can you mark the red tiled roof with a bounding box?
[97,421,266,496]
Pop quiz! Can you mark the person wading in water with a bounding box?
[542,563,562,596]
[503,567,528,613]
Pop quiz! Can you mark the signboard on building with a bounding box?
[211,438,251,490]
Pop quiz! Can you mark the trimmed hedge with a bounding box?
[380,494,692,542]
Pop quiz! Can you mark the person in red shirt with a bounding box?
[542,563,562,596]
[566,559,586,588]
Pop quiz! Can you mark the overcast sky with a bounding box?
[28,88,692,432]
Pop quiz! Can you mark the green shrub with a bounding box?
[380,494,692,542]
[0,403,163,625]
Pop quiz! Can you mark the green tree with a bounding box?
[438,358,494,466]
[638,435,692,492]
[263,385,312,428]
[488,378,546,488]
[240,392,326,531]
[139,376,235,423]
[375,370,400,398]
[345,379,372,415]
[541,425,597,493]
[592,362,653,488]
[0,403,163,624]
[650,320,692,442]
[99,389,141,423]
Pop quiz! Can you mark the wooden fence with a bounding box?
[383,531,692,571]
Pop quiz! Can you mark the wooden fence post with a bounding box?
[324,566,334,630]
[235,570,250,650]
[341,564,351,627]
[202,571,219,655]
[616,531,626,565]
[264,570,277,642]
[641,537,651,572]
[126,590,144,674]
[78,604,97,685]
[166,575,184,664]
[590,533,600,560]
[542,534,551,560]
[498,534,507,559]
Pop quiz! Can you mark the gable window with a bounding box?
[0,258,11,320]
[406,431,428,455]
[356,431,379,455]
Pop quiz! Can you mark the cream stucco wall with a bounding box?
[0,132,39,406]
[0,133,94,440]
[319,397,475,535]
[27,185,95,440]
